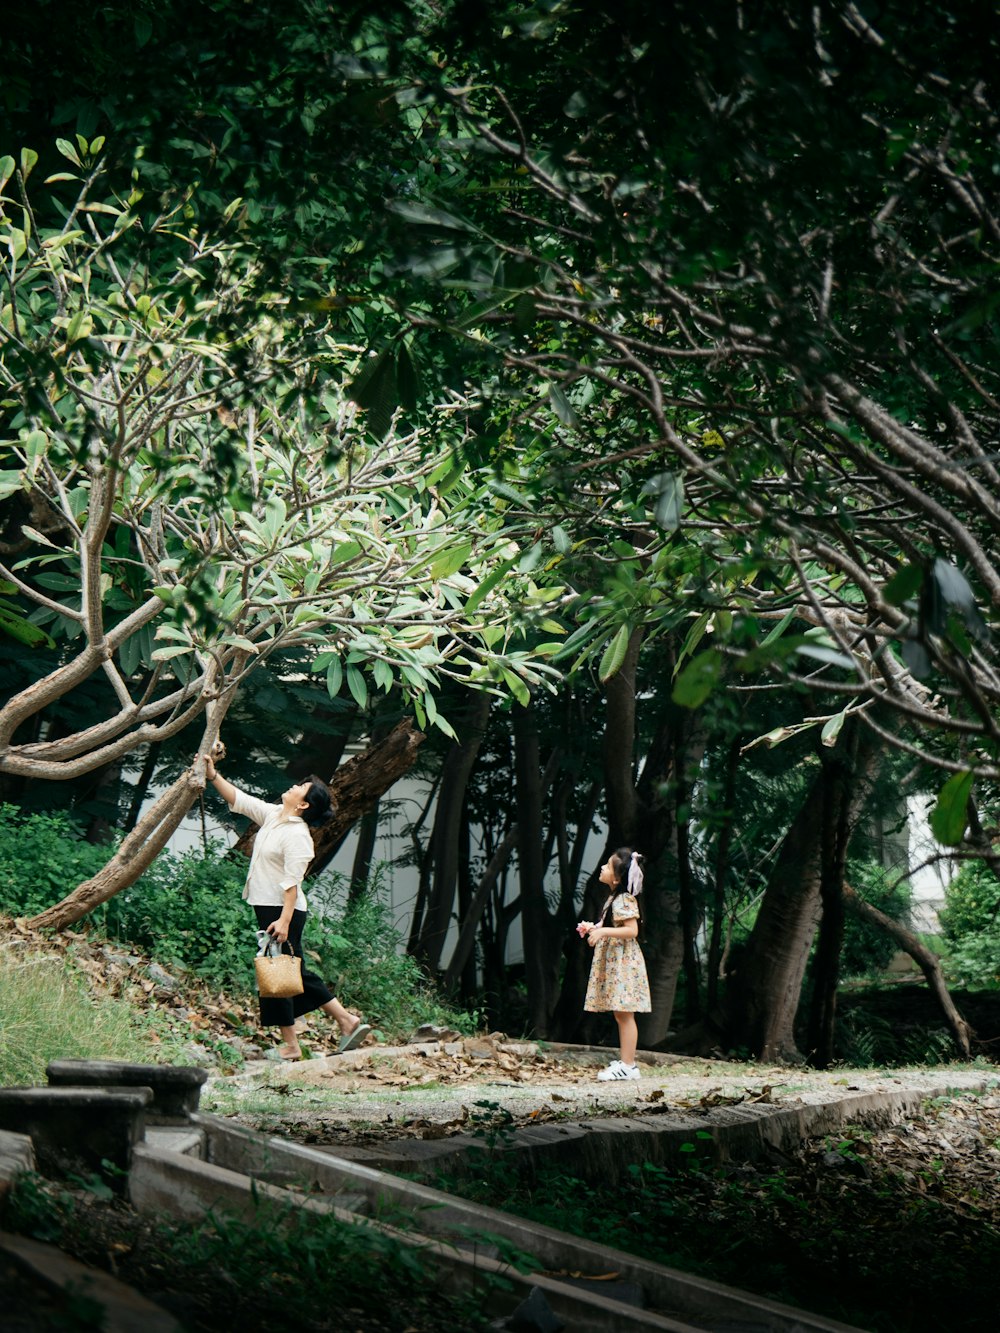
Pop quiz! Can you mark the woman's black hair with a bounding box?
[300,774,334,828]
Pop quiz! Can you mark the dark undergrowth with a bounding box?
[1,1172,495,1333]
[434,1089,1000,1333]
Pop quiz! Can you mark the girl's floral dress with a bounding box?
[584,892,651,1012]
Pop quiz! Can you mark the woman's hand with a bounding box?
[267,918,291,944]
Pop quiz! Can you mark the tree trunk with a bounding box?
[347,801,380,906]
[515,704,560,1036]
[842,880,974,1059]
[721,724,884,1062]
[124,744,159,834]
[707,735,741,1011]
[414,695,491,971]
[806,732,855,1067]
[29,770,203,929]
[28,700,236,930]
[442,825,518,991]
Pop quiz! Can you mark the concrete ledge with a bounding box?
[0,1130,35,1200]
[129,1144,722,1332]
[0,1087,151,1192]
[188,1113,863,1333]
[323,1077,993,1186]
[46,1060,207,1122]
[0,1228,182,1332]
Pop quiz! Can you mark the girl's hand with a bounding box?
[587,926,604,947]
[576,920,594,938]
[267,920,290,944]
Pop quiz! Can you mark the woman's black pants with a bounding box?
[252,905,335,1028]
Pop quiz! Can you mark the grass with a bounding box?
[0,951,186,1086]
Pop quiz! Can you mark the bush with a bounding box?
[0,807,474,1039]
[0,804,109,917]
[938,859,1000,989]
[100,843,252,993]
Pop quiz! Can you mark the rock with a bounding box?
[145,963,180,992]
[408,1024,461,1043]
[506,1285,565,1333]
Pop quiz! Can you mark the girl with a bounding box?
[579,846,651,1081]
[204,749,370,1061]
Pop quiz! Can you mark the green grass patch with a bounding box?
[0,952,184,1086]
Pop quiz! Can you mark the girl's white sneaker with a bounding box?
[597,1060,641,1081]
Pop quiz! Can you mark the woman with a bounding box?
[204,749,370,1061]
[578,846,651,1081]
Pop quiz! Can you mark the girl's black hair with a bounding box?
[300,774,334,828]
[600,846,644,933]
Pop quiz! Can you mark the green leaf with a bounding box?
[429,539,472,580]
[820,709,847,747]
[929,770,973,846]
[672,648,723,708]
[346,664,368,710]
[0,156,14,192]
[883,563,923,606]
[56,138,82,166]
[598,624,631,684]
[348,349,397,439]
[502,668,530,707]
[325,656,343,698]
[466,549,520,615]
[641,471,685,532]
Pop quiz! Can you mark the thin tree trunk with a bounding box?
[842,880,974,1058]
[707,735,741,1011]
[807,734,855,1067]
[515,704,559,1035]
[124,744,159,834]
[347,801,380,906]
[414,695,491,970]
[456,799,478,1003]
[442,825,518,991]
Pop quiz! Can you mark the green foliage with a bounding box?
[841,860,913,979]
[0,805,110,917]
[0,806,472,1038]
[0,953,168,1087]
[938,859,1000,989]
[835,1008,956,1068]
[309,872,478,1036]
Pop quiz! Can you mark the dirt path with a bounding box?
[202,1033,997,1146]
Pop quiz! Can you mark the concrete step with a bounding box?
[132,1113,865,1333]
[145,1126,206,1158]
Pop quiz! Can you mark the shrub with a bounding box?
[938,859,1000,989]
[0,804,109,917]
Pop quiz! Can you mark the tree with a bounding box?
[360,0,1000,1056]
[0,150,555,925]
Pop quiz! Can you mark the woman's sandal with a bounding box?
[337,1021,371,1054]
[267,1045,302,1062]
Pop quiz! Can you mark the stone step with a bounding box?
[0,1087,152,1194]
[145,1126,206,1158]
[46,1059,207,1123]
